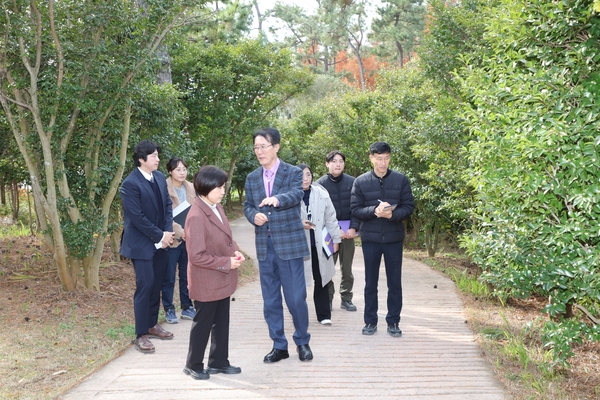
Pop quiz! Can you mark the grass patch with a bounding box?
[449,268,489,297]
[0,222,31,238]
[105,323,136,340]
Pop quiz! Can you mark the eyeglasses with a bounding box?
[252,144,273,152]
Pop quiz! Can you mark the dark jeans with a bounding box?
[162,243,192,310]
[362,241,403,326]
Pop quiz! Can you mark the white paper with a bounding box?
[172,200,190,217]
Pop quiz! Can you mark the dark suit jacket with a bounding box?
[120,168,173,260]
[185,197,239,302]
[244,160,309,261]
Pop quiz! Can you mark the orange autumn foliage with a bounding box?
[334,50,386,90]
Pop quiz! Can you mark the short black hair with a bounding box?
[193,165,228,197]
[166,157,187,173]
[133,140,160,167]
[369,142,391,155]
[253,128,281,145]
[325,150,345,163]
[296,163,313,176]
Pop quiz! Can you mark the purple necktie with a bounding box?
[265,170,274,197]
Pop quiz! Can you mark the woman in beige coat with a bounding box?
[183,165,245,380]
[298,164,341,326]
[162,157,197,323]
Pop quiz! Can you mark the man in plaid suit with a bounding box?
[244,128,313,363]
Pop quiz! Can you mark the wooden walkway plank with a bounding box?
[60,217,509,400]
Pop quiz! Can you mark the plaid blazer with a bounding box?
[244,160,309,261]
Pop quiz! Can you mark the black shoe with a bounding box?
[297,344,313,362]
[387,323,402,337]
[341,300,357,311]
[263,348,289,363]
[207,365,242,374]
[183,366,210,380]
[362,324,377,335]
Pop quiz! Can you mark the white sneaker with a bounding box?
[320,319,332,325]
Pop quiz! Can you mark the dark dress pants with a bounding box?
[311,245,331,322]
[259,237,310,350]
[186,298,231,371]
[329,237,355,301]
[132,248,169,335]
[362,241,403,326]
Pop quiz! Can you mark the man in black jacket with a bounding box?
[316,150,360,312]
[350,142,414,337]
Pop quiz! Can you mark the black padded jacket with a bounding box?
[350,169,414,244]
[315,173,360,231]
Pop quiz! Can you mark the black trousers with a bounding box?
[311,246,331,322]
[186,297,231,371]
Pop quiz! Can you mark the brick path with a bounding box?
[60,217,509,400]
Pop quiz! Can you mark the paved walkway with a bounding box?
[61,217,509,400]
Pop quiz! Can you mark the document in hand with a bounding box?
[338,220,351,232]
[322,227,334,259]
[173,200,191,228]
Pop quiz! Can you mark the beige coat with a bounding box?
[166,177,196,247]
[185,197,239,302]
[301,184,342,287]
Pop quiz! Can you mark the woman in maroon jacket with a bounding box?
[183,165,245,380]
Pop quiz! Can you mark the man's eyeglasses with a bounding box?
[252,144,273,152]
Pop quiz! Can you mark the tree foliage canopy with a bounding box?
[0,0,196,290]
[459,0,600,365]
[172,39,313,200]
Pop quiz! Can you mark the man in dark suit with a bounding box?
[120,140,176,353]
[244,128,313,362]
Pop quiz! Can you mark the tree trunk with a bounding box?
[156,45,172,85]
[48,207,76,291]
[109,206,123,262]
[225,144,238,212]
[395,40,405,68]
[0,184,5,205]
[348,39,366,90]
[406,216,419,248]
[253,0,264,36]
[565,302,574,319]
[26,187,34,235]
[67,256,85,288]
[110,229,122,262]
[424,221,440,257]
[83,236,106,291]
[10,181,19,220]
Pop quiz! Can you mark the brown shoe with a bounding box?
[134,335,155,353]
[148,324,174,340]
